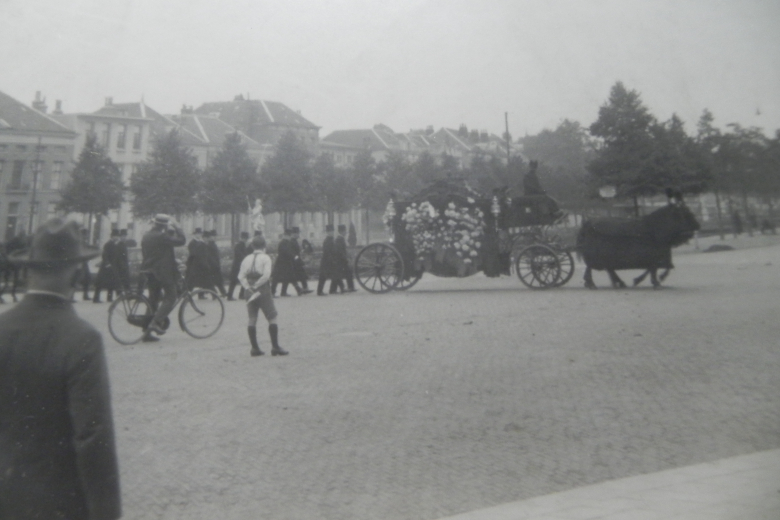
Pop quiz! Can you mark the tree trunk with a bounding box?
[714,188,725,240]
[230,213,237,244]
[741,188,753,237]
[365,208,370,245]
[87,212,94,245]
[632,196,639,218]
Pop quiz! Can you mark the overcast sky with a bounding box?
[2,0,779,138]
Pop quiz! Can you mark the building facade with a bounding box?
[0,90,77,241]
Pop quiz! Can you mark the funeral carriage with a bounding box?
[353,179,575,293]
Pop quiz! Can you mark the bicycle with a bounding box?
[107,274,225,345]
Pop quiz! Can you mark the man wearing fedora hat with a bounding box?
[0,218,121,519]
[140,214,186,340]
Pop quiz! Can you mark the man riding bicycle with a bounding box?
[140,214,186,342]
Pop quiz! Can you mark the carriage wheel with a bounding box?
[552,249,575,287]
[515,244,561,289]
[354,243,404,294]
[396,270,423,291]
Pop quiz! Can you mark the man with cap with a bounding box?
[1,218,121,519]
[184,228,211,292]
[316,224,337,296]
[238,234,288,357]
[227,231,251,300]
[92,229,121,303]
[331,224,356,294]
[140,214,186,341]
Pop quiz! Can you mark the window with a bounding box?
[33,161,43,190]
[132,127,142,150]
[0,160,4,186]
[17,145,26,152]
[47,202,58,220]
[101,124,110,148]
[50,161,63,189]
[8,202,19,215]
[117,125,126,149]
[11,161,24,189]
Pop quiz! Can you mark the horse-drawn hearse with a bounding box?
[353,178,576,293]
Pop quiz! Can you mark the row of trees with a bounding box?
[58,81,780,242]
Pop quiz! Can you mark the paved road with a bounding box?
[69,240,780,519]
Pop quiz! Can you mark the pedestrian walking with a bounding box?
[115,229,131,294]
[227,231,251,301]
[140,214,186,342]
[78,228,93,301]
[92,229,121,303]
[2,218,121,520]
[206,230,227,297]
[185,228,212,291]
[331,224,355,293]
[273,228,305,296]
[317,224,338,296]
[290,227,312,293]
[238,235,289,357]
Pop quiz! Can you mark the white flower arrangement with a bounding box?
[401,198,487,276]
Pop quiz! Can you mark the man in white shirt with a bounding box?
[238,235,289,357]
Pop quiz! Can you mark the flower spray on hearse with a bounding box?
[353,175,574,293]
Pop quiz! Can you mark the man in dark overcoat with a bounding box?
[227,231,251,301]
[140,214,186,341]
[205,230,227,297]
[331,224,355,293]
[272,228,303,296]
[114,229,131,293]
[1,218,121,520]
[316,224,337,296]
[92,229,120,303]
[290,227,312,294]
[184,228,212,291]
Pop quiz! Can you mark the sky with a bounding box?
[1,0,779,139]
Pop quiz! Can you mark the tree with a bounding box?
[588,82,658,214]
[696,109,727,238]
[648,114,711,194]
[58,133,124,241]
[130,129,201,218]
[312,153,355,223]
[412,151,440,186]
[520,119,595,215]
[201,132,261,242]
[259,131,315,226]
[382,151,417,197]
[350,149,383,243]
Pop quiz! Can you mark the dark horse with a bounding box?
[577,190,700,289]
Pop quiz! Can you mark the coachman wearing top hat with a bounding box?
[0,218,121,519]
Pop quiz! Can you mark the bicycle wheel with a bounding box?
[108,293,154,345]
[178,289,225,339]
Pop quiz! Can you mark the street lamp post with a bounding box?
[27,135,42,235]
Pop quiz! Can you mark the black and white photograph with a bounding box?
[1,1,779,519]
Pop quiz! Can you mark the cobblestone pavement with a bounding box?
[65,240,779,520]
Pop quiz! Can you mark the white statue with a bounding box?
[251,198,265,232]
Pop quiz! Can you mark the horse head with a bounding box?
[643,190,700,246]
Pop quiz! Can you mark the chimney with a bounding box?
[105,97,113,106]
[52,100,63,115]
[32,91,48,113]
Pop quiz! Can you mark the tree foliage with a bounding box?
[588,82,660,199]
[58,133,124,216]
[130,130,201,217]
[312,153,355,214]
[201,132,261,215]
[520,119,595,208]
[259,131,315,214]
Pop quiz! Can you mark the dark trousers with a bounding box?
[80,262,91,300]
[147,275,178,327]
[317,274,332,295]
